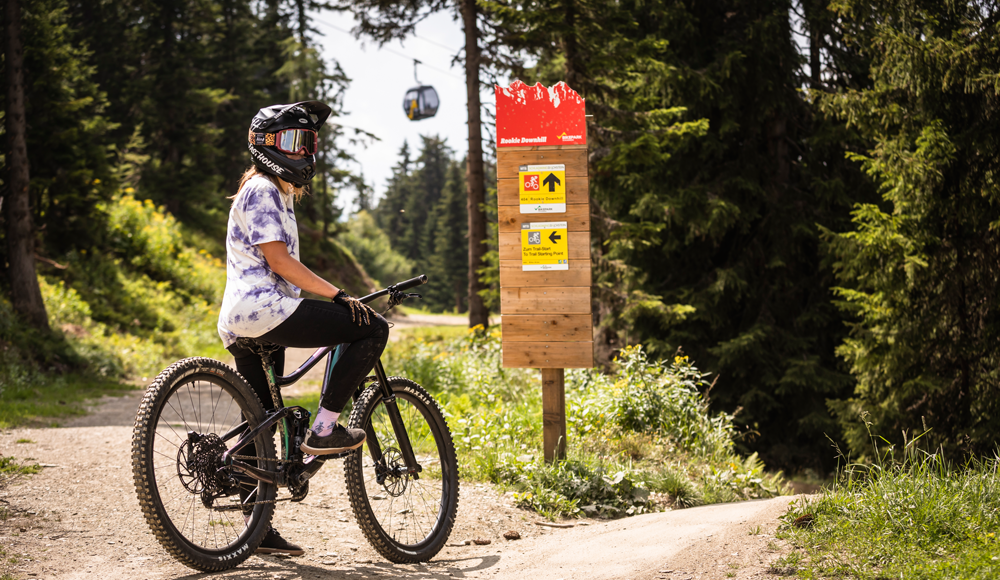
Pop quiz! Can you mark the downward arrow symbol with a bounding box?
[542,173,561,192]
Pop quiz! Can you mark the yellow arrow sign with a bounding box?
[521,221,569,271]
[518,164,566,213]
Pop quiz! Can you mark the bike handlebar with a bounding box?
[394,274,428,292]
[358,274,427,305]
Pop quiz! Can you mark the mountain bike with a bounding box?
[131,275,459,571]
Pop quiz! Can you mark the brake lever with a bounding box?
[382,290,423,315]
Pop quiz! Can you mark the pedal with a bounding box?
[320,450,353,460]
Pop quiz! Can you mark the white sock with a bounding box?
[311,407,340,436]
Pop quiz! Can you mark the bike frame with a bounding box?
[219,279,425,492]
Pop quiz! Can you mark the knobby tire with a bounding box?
[344,377,459,563]
[131,357,277,571]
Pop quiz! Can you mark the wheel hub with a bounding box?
[375,448,410,497]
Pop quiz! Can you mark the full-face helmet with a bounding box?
[247,101,332,186]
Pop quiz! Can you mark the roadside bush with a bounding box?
[384,327,788,518]
[565,346,737,460]
[34,192,228,379]
[103,194,224,301]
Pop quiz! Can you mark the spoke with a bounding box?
[160,400,189,444]
[219,393,237,438]
[186,383,200,432]
[208,385,223,437]
[179,492,196,540]
[197,382,204,433]
[152,447,180,463]
[211,511,220,549]
[167,394,192,437]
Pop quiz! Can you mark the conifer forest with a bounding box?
[2,0,999,474]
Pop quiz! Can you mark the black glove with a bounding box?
[332,290,377,326]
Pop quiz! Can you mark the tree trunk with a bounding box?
[804,0,823,89]
[562,0,580,89]
[461,0,489,328]
[295,0,308,45]
[4,0,50,331]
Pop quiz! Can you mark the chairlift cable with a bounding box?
[313,18,465,81]
[313,17,460,55]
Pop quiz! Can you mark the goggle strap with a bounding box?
[248,131,276,147]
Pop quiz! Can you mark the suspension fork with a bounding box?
[366,359,421,476]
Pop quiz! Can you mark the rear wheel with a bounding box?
[131,357,277,571]
[344,377,459,562]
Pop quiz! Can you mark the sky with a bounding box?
[311,10,500,214]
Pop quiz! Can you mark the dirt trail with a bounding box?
[0,314,800,579]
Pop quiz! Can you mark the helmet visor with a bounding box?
[275,128,318,155]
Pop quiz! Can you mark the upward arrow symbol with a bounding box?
[542,173,561,192]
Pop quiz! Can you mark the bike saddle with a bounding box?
[234,337,283,356]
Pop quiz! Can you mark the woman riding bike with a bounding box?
[218,100,388,556]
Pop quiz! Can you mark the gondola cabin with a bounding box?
[403,85,439,121]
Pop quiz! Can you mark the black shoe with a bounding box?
[301,424,366,455]
[256,526,304,556]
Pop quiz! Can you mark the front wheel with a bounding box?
[131,357,278,571]
[345,377,459,562]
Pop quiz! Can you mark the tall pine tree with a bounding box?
[423,159,469,312]
[821,0,1000,457]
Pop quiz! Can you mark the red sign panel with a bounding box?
[495,81,586,147]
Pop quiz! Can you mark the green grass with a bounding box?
[1,455,41,490]
[778,430,1000,579]
[0,373,137,429]
[395,304,460,317]
[391,324,468,343]
[0,456,41,477]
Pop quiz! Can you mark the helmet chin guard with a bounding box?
[247,101,332,186]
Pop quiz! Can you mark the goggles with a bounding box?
[249,128,318,155]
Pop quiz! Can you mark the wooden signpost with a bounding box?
[495,81,593,462]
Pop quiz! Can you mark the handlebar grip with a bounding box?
[394,274,428,291]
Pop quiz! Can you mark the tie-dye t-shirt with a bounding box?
[217,175,302,347]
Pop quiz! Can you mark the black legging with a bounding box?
[226,298,389,413]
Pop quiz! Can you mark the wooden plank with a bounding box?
[500,286,591,314]
[497,149,588,179]
[502,341,594,368]
[499,143,588,152]
[502,314,593,342]
[499,260,590,287]
[541,368,567,462]
[498,204,590,233]
[499,231,590,261]
[498,176,589,207]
